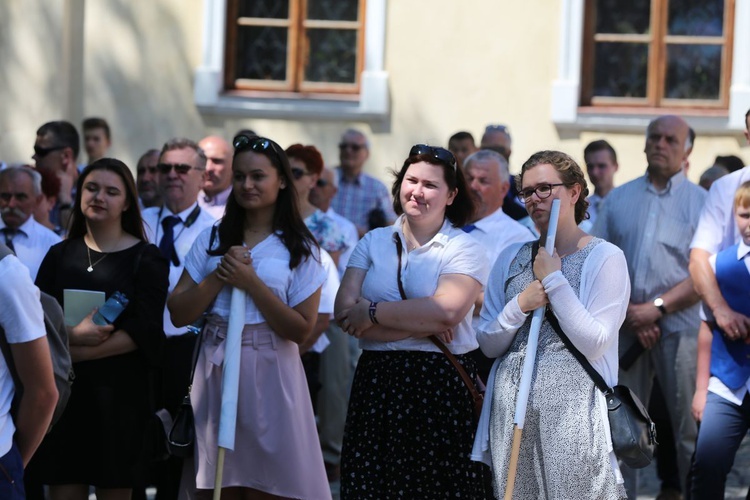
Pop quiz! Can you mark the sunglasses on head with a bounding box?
[339,142,365,152]
[157,163,199,175]
[34,145,67,158]
[233,134,284,163]
[409,144,457,170]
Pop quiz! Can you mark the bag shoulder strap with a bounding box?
[530,241,611,394]
[392,233,481,401]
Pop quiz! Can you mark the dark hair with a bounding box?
[285,144,324,176]
[714,154,745,173]
[209,136,317,269]
[583,139,618,164]
[516,150,590,225]
[36,165,61,198]
[391,154,474,227]
[235,128,258,138]
[82,117,111,140]
[68,158,146,240]
[448,131,475,145]
[36,121,80,160]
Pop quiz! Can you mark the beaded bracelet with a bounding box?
[368,301,379,325]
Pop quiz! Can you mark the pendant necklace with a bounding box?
[86,245,110,272]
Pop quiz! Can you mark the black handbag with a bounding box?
[159,321,205,458]
[545,310,657,469]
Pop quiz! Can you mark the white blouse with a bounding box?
[184,227,326,324]
[347,215,490,354]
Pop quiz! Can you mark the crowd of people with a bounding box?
[0,111,748,500]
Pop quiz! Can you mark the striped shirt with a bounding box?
[592,170,706,335]
[330,167,396,233]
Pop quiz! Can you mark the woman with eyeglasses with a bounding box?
[168,135,331,499]
[473,151,630,499]
[334,145,491,498]
[30,158,169,500]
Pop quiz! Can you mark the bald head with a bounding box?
[645,115,690,184]
[199,135,234,197]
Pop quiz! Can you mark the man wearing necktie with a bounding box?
[141,138,216,499]
[0,167,61,280]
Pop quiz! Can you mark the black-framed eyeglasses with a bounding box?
[157,163,201,175]
[409,144,457,171]
[339,142,365,152]
[517,183,567,203]
[290,167,310,180]
[33,145,67,158]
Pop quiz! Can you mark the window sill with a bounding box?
[195,68,390,121]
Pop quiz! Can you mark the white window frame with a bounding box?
[551,0,750,133]
[194,0,389,120]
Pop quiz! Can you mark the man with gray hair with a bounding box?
[593,115,706,499]
[0,167,61,280]
[331,128,395,237]
[141,138,216,499]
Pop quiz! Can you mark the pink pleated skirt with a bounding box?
[192,318,331,499]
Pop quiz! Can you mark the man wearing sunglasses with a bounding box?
[330,129,395,237]
[197,135,233,219]
[136,149,162,210]
[592,115,705,499]
[32,121,80,231]
[141,138,216,499]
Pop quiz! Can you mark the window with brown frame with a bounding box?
[224,0,366,96]
[580,0,734,109]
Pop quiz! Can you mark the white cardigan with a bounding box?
[471,239,631,468]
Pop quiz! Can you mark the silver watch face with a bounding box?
[654,298,664,308]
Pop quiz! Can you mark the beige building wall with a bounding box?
[1,1,747,192]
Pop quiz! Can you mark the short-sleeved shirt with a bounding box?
[347,215,490,354]
[184,228,326,324]
[592,171,706,335]
[142,202,216,337]
[0,254,46,456]
[331,168,396,232]
[690,166,750,254]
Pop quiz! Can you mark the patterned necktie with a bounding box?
[462,224,477,233]
[159,216,181,265]
[1,228,16,254]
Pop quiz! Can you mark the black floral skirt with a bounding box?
[341,350,491,499]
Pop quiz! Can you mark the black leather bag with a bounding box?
[166,394,195,458]
[546,310,657,469]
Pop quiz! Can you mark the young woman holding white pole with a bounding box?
[472,150,630,499]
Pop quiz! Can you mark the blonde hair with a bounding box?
[734,180,750,209]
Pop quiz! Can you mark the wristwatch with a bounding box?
[653,297,667,315]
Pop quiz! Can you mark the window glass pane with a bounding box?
[665,44,722,99]
[595,0,650,34]
[593,42,648,97]
[235,27,288,81]
[307,0,358,21]
[238,0,289,19]
[668,0,723,36]
[304,29,357,83]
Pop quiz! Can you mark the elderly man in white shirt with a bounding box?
[141,138,216,496]
[0,166,61,280]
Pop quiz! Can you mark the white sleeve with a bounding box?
[690,176,730,253]
[346,230,373,270]
[288,247,327,307]
[441,236,490,286]
[317,250,340,315]
[542,245,630,360]
[183,227,214,284]
[476,242,529,358]
[0,257,45,344]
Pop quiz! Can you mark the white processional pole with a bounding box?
[213,287,246,500]
[504,199,561,500]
